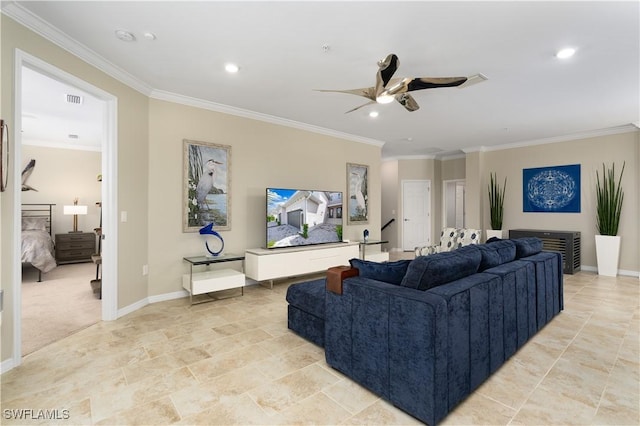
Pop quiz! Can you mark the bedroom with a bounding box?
[19,66,103,355]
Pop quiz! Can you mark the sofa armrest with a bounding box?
[325,276,449,425]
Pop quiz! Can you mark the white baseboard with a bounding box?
[579,265,639,278]
[116,279,260,319]
[1,357,17,374]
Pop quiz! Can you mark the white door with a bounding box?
[402,180,430,251]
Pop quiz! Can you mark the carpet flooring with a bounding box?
[21,262,101,355]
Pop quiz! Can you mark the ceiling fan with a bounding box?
[318,53,486,113]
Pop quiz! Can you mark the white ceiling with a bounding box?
[5,1,639,159]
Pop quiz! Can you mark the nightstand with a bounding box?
[55,233,95,264]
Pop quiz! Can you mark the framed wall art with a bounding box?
[523,164,580,213]
[183,139,231,232]
[347,162,368,224]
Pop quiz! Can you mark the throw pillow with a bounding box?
[513,237,543,258]
[400,245,481,291]
[349,258,411,286]
[477,240,516,271]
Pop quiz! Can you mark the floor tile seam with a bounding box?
[509,311,593,418]
[319,382,376,416]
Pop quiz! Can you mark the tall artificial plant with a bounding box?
[488,172,506,230]
[595,162,625,236]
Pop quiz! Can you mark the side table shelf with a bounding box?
[183,254,245,305]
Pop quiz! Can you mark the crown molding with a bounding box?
[150,89,386,148]
[464,124,638,154]
[2,1,153,96]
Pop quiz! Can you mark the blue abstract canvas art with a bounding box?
[523,164,581,213]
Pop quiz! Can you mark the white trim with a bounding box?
[0,357,17,374]
[580,265,639,278]
[11,50,119,370]
[463,124,638,154]
[150,90,385,148]
[3,2,385,150]
[2,2,152,96]
[117,298,150,319]
[148,290,189,304]
[21,140,102,152]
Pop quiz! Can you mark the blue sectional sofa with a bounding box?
[286,237,563,425]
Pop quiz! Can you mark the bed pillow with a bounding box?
[22,217,47,231]
[349,258,411,285]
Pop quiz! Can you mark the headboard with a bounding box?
[21,203,56,236]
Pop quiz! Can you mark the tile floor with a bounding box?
[1,268,638,425]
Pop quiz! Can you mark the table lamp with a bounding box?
[63,198,88,233]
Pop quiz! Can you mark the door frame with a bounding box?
[442,179,466,228]
[11,50,118,366]
[401,179,431,251]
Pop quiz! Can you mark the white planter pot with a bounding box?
[595,235,621,277]
[485,229,503,241]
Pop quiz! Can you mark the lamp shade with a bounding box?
[64,205,88,215]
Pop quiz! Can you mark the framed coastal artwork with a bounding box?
[347,162,369,224]
[523,164,580,213]
[183,139,231,232]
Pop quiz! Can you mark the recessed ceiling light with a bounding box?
[556,47,576,59]
[369,111,379,118]
[143,32,156,41]
[115,29,136,42]
[225,63,240,73]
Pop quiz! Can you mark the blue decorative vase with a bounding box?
[363,229,369,242]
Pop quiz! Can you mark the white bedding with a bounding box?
[21,230,57,273]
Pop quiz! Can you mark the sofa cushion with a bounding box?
[349,258,411,286]
[513,237,543,258]
[401,245,481,291]
[477,240,516,271]
[285,279,326,319]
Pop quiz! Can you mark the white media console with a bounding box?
[245,242,360,287]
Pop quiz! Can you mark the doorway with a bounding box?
[401,180,431,251]
[443,179,466,228]
[12,50,118,366]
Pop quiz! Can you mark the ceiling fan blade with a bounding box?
[396,93,420,112]
[375,53,400,97]
[315,87,376,101]
[406,77,468,92]
[457,73,488,88]
[344,100,376,114]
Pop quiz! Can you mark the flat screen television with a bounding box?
[266,188,343,249]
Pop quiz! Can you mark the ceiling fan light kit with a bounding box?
[318,53,485,113]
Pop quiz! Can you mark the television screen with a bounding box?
[266,188,343,249]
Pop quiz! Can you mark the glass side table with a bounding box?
[183,253,245,305]
[358,240,388,260]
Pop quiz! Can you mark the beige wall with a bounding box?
[381,160,399,250]
[21,146,102,234]
[147,100,382,296]
[482,131,638,272]
[1,16,150,363]
[381,131,639,275]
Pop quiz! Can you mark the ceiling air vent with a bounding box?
[66,94,83,105]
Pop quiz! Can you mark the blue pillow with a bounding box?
[477,240,516,271]
[512,237,543,258]
[348,258,411,285]
[400,245,481,291]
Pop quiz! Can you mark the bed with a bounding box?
[22,203,57,282]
